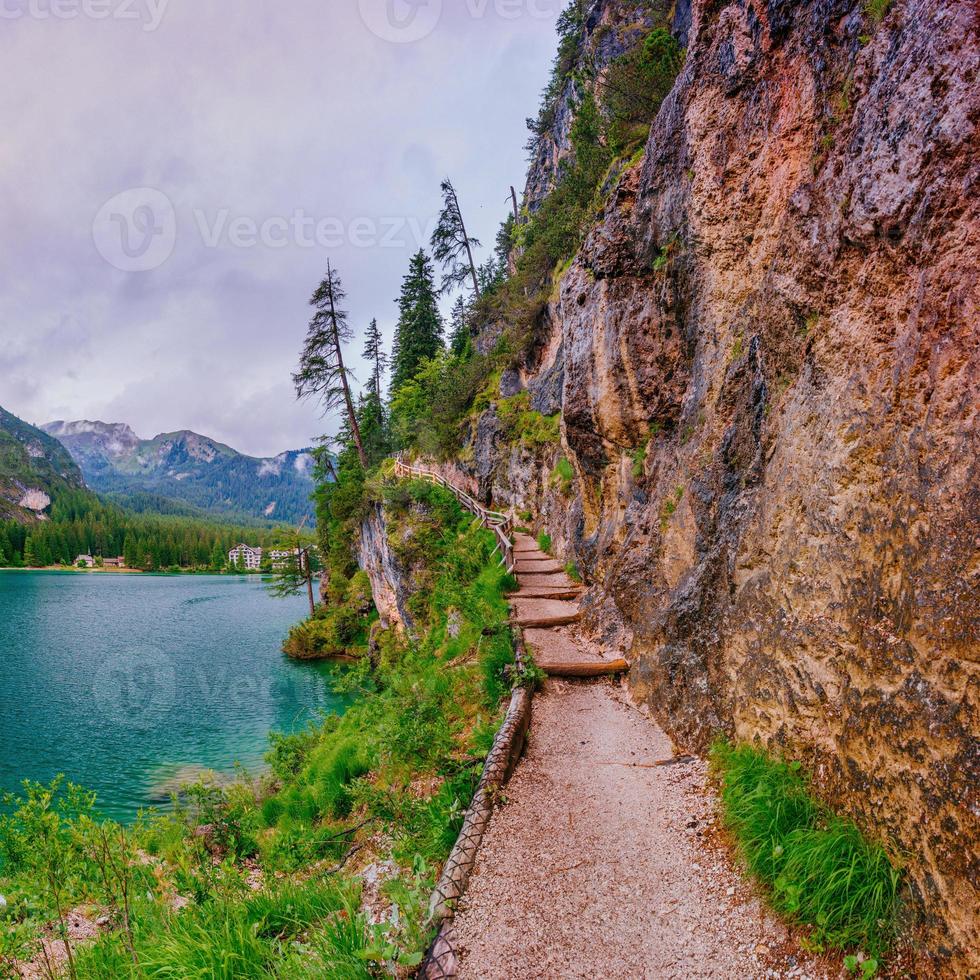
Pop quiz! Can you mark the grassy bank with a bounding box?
[710,741,902,968]
[0,478,521,978]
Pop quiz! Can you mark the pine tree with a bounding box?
[390,250,444,391]
[362,318,387,402]
[294,261,367,468]
[448,296,473,359]
[431,178,481,298]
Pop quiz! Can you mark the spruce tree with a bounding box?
[362,318,387,401]
[448,296,472,359]
[294,261,367,468]
[390,250,444,390]
[431,178,481,298]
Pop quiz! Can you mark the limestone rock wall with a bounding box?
[467,0,979,969]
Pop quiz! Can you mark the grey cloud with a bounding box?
[0,0,559,456]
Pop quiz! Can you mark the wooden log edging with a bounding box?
[393,456,535,977]
[418,631,534,979]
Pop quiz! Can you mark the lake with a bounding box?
[0,571,347,821]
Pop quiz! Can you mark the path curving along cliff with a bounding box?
[401,460,829,978]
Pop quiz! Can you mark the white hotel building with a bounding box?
[228,544,304,571]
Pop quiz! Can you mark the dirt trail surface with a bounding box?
[452,681,828,980]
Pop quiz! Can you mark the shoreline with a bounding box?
[0,567,270,576]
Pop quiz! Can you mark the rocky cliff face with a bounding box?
[356,502,418,634]
[465,0,978,970]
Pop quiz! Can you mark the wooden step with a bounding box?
[516,572,580,590]
[522,628,629,678]
[514,558,564,574]
[511,599,581,628]
[512,586,583,600]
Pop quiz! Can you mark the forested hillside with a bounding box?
[0,406,307,570]
[0,405,86,522]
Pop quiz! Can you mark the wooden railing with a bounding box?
[393,456,515,574]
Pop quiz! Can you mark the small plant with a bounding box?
[631,441,648,479]
[537,532,552,554]
[565,561,582,583]
[659,486,684,531]
[730,332,745,362]
[550,457,575,495]
[845,953,880,977]
[864,0,892,24]
[652,231,680,273]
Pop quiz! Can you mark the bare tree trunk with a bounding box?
[450,185,481,300]
[326,261,368,468]
[303,548,316,618]
[510,185,520,224]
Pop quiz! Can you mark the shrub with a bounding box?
[537,532,552,554]
[602,27,685,155]
[550,457,575,495]
[496,393,560,450]
[710,742,901,957]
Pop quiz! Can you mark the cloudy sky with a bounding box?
[0,0,562,457]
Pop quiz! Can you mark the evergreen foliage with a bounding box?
[390,250,444,391]
[447,297,473,360]
[0,491,291,571]
[362,317,387,401]
[430,179,482,298]
[294,261,367,467]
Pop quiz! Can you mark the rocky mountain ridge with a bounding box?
[43,419,316,525]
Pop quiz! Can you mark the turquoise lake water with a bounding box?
[0,571,347,821]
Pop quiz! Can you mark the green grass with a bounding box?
[0,477,521,977]
[565,561,582,583]
[496,393,560,451]
[864,0,892,23]
[550,457,575,495]
[710,742,901,959]
[537,532,552,554]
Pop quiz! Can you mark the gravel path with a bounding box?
[452,680,828,980]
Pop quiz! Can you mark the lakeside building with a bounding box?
[228,544,263,570]
[228,545,308,571]
[268,548,306,571]
[74,555,127,568]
